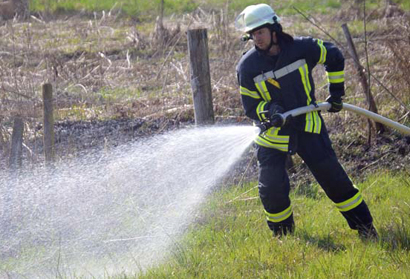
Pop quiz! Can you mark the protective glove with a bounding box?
[270,114,285,127]
[268,103,285,127]
[326,95,343,113]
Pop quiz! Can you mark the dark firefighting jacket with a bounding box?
[236,37,345,153]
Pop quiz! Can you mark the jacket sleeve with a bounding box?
[308,38,345,99]
[236,69,270,122]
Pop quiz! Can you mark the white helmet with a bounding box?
[235,4,280,33]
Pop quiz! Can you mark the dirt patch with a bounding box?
[42,114,410,186]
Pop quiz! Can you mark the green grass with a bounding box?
[30,0,410,20]
[138,171,410,279]
[30,0,197,19]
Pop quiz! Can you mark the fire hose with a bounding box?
[258,102,410,136]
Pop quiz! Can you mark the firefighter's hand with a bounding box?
[270,113,285,127]
[326,95,343,113]
[268,103,284,116]
[268,103,285,127]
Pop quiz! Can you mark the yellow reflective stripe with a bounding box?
[326,71,345,83]
[305,111,322,134]
[299,64,321,133]
[317,39,327,64]
[254,136,288,152]
[300,64,312,132]
[264,205,292,223]
[240,86,260,99]
[256,101,268,121]
[313,111,321,134]
[299,64,312,103]
[305,112,313,133]
[335,191,363,212]
[263,127,289,143]
[254,81,271,102]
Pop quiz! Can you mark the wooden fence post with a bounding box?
[341,23,385,134]
[9,117,24,170]
[43,83,55,164]
[187,28,215,126]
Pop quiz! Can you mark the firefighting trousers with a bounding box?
[256,129,374,234]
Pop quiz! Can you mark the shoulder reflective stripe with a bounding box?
[255,81,271,102]
[263,127,289,143]
[335,192,363,212]
[274,59,306,79]
[264,205,292,223]
[256,101,268,121]
[326,71,345,83]
[240,86,260,99]
[317,39,327,64]
[254,136,288,152]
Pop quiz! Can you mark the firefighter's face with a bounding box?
[250,27,275,50]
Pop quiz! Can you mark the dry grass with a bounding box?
[0,3,409,168]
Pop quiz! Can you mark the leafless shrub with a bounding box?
[383,16,410,103]
[1,3,409,168]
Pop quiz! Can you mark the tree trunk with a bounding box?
[43,83,55,164]
[187,29,215,126]
[341,23,385,134]
[9,117,24,170]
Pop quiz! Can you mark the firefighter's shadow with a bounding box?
[298,231,346,253]
[299,229,410,251]
[378,227,410,251]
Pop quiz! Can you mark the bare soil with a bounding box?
[0,9,409,183]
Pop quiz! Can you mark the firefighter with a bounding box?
[235,4,378,239]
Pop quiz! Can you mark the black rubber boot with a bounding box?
[272,223,294,237]
[268,214,295,237]
[340,201,374,229]
[358,223,379,241]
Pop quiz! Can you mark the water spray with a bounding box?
[258,102,410,135]
[0,125,256,278]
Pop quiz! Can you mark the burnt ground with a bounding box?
[1,8,409,188]
[18,112,410,191]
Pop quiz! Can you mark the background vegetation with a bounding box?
[0,0,409,278]
[28,0,410,19]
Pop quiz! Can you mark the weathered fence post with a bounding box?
[341,23,385,134]
[42,83,55,164]
[187,28,215,126]
[8,117,24,170]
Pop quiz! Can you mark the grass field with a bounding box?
[1,1,410,277]
[137,171,410,279]
[29,0,410,19]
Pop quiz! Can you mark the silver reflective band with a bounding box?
[336,194,363,211]
[254,71,275,83]
[264,206,292,222]
[253,59,306,83]
[328,74,344,80]
[275,59,306,79]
